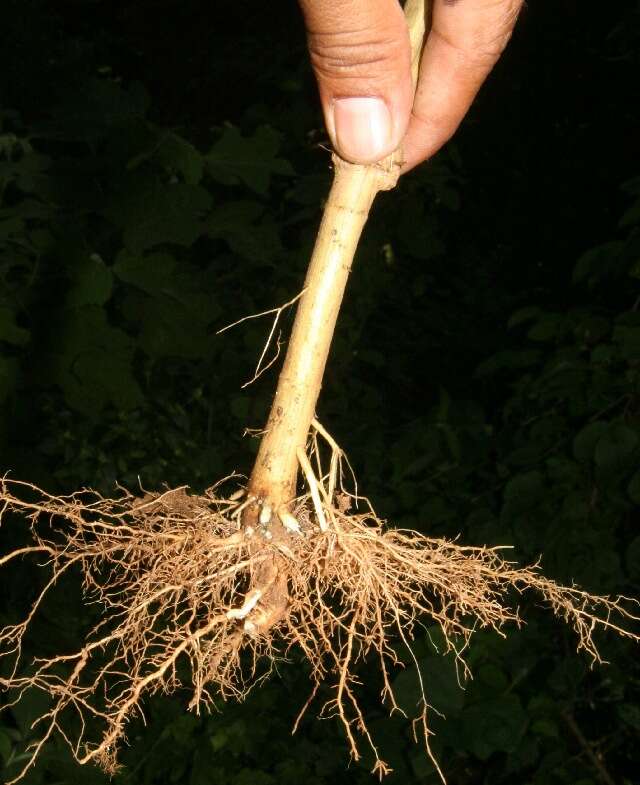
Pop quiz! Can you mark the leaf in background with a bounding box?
[527,313,562,342]
[0,356,19,402]
[613,323,640,360]
[617,704,640,732]
[391,653,464,717]
[477,663,509,694]
[422,655,466,715]
[573,421,609,463]
[130,293,210,360]
[115,251,219,361]
[476,349,541,376]
[107,176,212,253]
[0,215,25,242]
[0,151,52,197]
[113,250,176,294]
[460,696,528,760]
[572,241,625,285]
[157,132,203,185]
[286,172,331,206]
[234,769,275,785]
[10,688,51,735]
[594,423,638,474]
[205,200,283,264]
[206,125,294,194]
[507,306,543,329]
[618,197,640,229]
[225,221,283,264]
[46,306,143,414]
[0,728,11,763]
[206,200,264,233]
[0,306,29,346]
[503,471,544,511]
[628,470,640,504]
[66,254,113,307]
[574,314,610,344]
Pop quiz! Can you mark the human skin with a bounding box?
[298,0,524,171]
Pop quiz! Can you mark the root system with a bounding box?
[1,426,638,783]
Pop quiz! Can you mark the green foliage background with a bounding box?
[0,1,638,783]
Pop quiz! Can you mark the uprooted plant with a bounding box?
[1,1,638,782]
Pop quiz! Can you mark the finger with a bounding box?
[402,0,523,171]
[298,0,413,164]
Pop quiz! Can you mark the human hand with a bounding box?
[298,0,523,171]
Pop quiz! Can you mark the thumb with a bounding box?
[299,0,412,164]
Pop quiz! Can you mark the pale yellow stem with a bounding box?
[247,0,428,512]
[248,158,400,508]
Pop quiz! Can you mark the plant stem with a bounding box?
[247,157,400,510]
[247,0,427,514]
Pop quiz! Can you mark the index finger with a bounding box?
[402,0,523,171]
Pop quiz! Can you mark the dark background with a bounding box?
[0,1,639,783]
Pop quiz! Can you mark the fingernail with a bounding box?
[331,97,392,162]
